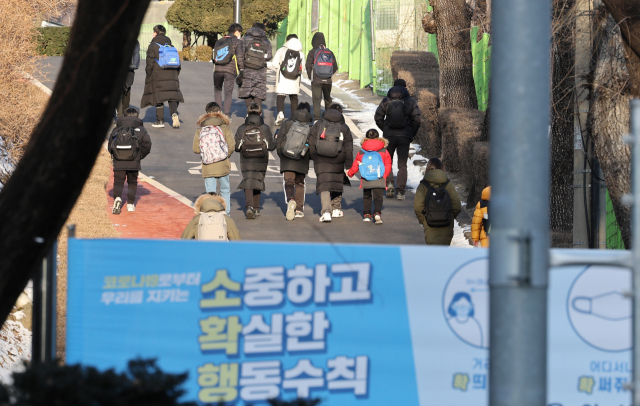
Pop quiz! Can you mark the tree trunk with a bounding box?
[431,0,478,109]
[182,30,191,49]
[0,0,150,323]
[588,13,632,248]
[602,0,640,97]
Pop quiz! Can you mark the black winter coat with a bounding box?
[141,35,184,108]
[374,85,422,138]
[109,117,152,171]
[238,27,273,100]
[213,35,245,76]
[309,109,353,194]
[235,115,276,191]
[277,109,313,174]
[305,32,339,85]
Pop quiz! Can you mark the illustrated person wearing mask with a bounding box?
[447,292,484,347]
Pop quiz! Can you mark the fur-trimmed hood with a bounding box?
[193,194,227,214]
[197,111,230,127]
[360,137,388,151]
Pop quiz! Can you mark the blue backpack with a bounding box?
[156,43,181,69]
[360,150,384,181]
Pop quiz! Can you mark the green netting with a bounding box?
[606,190,625,249]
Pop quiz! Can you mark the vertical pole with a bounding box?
[234,0,241,25]
[631,99,640,406]
[488,0,550,405]
[590,154,601,248]
[32,243,57,363]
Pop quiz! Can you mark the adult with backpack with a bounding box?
[234,102,276,219]
[193,102,235,214]
[347,129,392,224]
[471,185,491,247]
[238,23,273,110]
[213,23,245,116]
[414,158,461,245]
[305,32,339,120]
[308,106,353,222]
[374,78,422,200]
[273,34,305,125]
[276,102,313,220]
[141,25,184,129]
[116,40,140,121]
[108,108,152,214]
[181,194,241,241]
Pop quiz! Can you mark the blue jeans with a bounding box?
[204,175,230,214]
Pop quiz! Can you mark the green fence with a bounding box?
[470,27,490,111]
[606,191,625,249]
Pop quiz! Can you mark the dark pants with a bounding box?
[283,171,305,211]
[386,136,411,194]
[113,170,138,203]
[320,191,342,215]
[244,189,261,209]
[116,71,135,119]
[156,101,179,122]
[244,97,264,110]
[311,83,332,119]
[214,71,236,115]
[363,188,384,215]
[277,94,299,116]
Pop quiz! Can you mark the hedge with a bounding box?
[36,27,72,56]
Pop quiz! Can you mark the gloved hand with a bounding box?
[236,70,244,86]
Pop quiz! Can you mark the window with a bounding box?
[376,2,399,31]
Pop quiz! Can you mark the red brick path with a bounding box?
[106,172,194,239]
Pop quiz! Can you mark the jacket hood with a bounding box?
[151,34,170,46]
[116,116,144,128]
[481,186,491,200]
[197,111,230,127]
[312,32,326,48]
[321,108,344,123]
[246,27,267,39]
[387,85,410,100]
[284,38,303,52]
[360,137,388,151]
[292,108,313,123]
[423,169,449,184]
[194,194,226,214]
[245,114,264,126]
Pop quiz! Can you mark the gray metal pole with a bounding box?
[234,0,241,25]
[631,99,640,406]
[488,0,551,405]
[32,243,57,363]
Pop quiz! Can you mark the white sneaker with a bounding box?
[285,200,296,221]
[319,212,332,222]
[295,211,304,218]
[127,204,135,212]
[374,213,382,224]
[275,111,285,125]
[112,197,122,214]
[172,113,180,128]
[331,209,343,218]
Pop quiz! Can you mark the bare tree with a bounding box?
[0,0,151,323]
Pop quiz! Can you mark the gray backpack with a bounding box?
[197,212,229,241]
[282,120,311,160]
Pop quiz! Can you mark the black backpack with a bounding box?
[315,121,344,158]
[214,36,234,65]
[480,199,490,235]
[244,39,268,70]
[387,99,406,129]
[313,45,335,79]
[241,125,268,158]
[420,180,453,227]
[109,127,140,161]
[282,120,311,160]
[280,49,302,80]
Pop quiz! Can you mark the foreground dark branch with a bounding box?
[0,0,151,323]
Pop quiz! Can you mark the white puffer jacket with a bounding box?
[273,38,306,95]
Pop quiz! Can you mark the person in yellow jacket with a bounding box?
[471,186,490,247]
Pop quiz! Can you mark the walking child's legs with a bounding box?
[168,101,179,116]
[363,189,373,215]
[320,191,331,215]
[126,171,138,204]
[289,94,299,115]
[244,189,262,209]
[253,190,261,208]
[219,175,231,214]
[223,73,235,115]
[394,138,411,194]
[113,170,126,199]
[330,191,342,210]
[283,171,296,202]
[321,84,332,111]
[204,177,219,194]
[373,188,384,213]
[277,95,286,115]
[293,173,305,211]
[244,97,263,109]
[213,71,225,111]
[155,103,164,122]
[311,84,323,120]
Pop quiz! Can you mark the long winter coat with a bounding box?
[141,35,184,107]
[471,186,490,247]
[347,137,392,189]
[273,38,305,95]
[276,108,313,174]
[234,114,276,191]
[213,35,245,76]
[305,32,339,85]
[181,195,241,240]
[414,169,462,245]
[238,27,273,100]
[193,112,236,178]
[374,85,422,139]
[109,116,152,171]
[308,109,353,194]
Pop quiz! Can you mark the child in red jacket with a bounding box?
[347,129,392,224]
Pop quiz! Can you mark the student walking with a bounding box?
[238,23,273,110]
[235,102,276,219]
[374,78,422,200]
[276,102,313,220]
[181,194,241,241]
[347,129,392,224]
[141,25,184,129]
[273,34,305,125]
[414,158,461,245]
[471,186,491,247]
[116,40,140,121]
[109,108,152,214]
[213,23,245,116]
[305,32,339,120]
[308,106,353,222]
[193,102,235,214]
